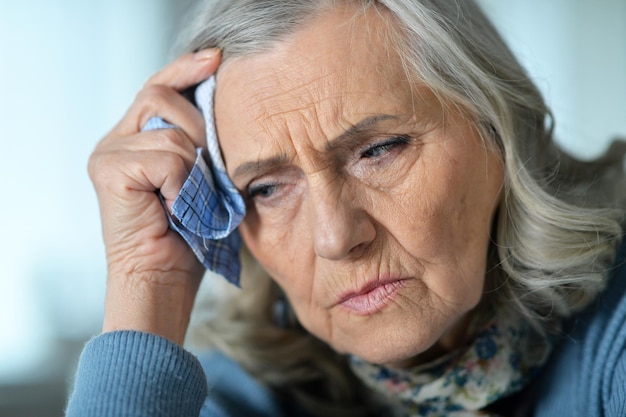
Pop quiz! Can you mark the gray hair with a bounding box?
[183,0,625,415]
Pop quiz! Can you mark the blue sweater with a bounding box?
[531,253,626,416]
[66,256,626,417]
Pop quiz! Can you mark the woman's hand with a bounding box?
[88,49,221,345]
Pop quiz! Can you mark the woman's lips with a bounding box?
[338,278,407,315]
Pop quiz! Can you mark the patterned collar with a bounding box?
[349,305,553,416]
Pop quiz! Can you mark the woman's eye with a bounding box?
[361,135,410,159]
[247,183,279,200]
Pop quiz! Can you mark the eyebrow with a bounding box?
[231,114,397,183]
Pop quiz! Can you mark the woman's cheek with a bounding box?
[239,207,303,280]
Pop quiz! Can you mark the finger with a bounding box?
[114,84,207,148]
[131,150,192,211]
[105,128,199,173]
[108,49,221,145]
[89,148,191,210]
[145,49,221,91]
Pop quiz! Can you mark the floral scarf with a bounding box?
[349,305,553,417]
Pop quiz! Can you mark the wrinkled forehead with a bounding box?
[212,4,439,172]
[215,5,408,104]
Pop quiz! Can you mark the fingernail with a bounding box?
[193,48,220,61]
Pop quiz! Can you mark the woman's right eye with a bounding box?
[247,183,279,200]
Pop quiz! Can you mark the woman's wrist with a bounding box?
[103,268,203,345]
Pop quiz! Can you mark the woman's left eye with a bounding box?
[361,135,411,159]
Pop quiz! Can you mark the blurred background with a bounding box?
[0,0,624,416]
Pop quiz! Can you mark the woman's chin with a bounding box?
[325,312,472,367]
[333,331,439,367]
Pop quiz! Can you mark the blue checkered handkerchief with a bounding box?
[142,76,246,286]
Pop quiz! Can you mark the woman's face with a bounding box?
[215,6,504,365]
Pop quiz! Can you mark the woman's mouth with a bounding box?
[337,278,408,315]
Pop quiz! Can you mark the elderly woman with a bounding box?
[67,0,626,416]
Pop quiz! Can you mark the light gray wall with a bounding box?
[0,1,177,415]
[478,0,626,158]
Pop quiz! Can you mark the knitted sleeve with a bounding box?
[65,331,208,417]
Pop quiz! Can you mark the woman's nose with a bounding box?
[308,179,376,261]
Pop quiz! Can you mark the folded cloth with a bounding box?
[142,76,246,286]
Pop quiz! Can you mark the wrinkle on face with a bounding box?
[214,4,504,365]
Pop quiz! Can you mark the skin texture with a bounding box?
[215,6,504,365]
[89,50,221,345]
[90,4,503,368]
